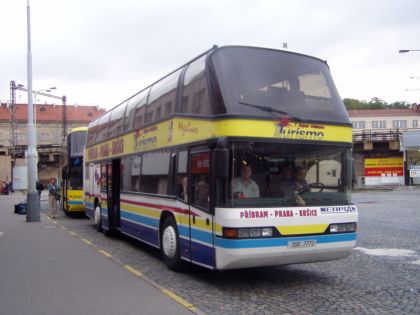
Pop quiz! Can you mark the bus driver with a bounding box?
[232,164,260,199]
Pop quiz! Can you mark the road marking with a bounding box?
[0,231,3,237]
[123,264,144,277]
[356,247,416,257]
[98,249,112,258]
[161,288,194,309]
[45,214,201,314]
[81,238,93,246]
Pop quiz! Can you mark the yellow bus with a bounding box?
[61,127,87,215]
[85,46,357,270]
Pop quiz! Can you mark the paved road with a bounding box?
[37,188,420,314]
[0,193,194,315]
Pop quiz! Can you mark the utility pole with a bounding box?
[26,0,40,222]
[9,81,18,158]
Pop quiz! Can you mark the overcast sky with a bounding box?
[1,0,419,109]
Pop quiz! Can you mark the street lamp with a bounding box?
[25,0,40,222]
[399,49,420,53]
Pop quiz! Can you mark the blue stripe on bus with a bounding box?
[121,219,159,247]
[179,225,213,245]
[191,240,214,267]
[214,233,357,249]
[120,211,159,229]
[67,200,84,205]
[85,201,94,208]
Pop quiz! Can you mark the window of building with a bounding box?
[121,155,141,191]
[372,120,386,129]
[39,132,51,142]
[140,150,171,195]
[352,121,365,129]
[413,120,418,128]
[392,120,407,128]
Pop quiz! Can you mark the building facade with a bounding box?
[349,106,420,186]
[0,103,105,187]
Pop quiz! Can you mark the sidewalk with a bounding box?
[0,193,193,315]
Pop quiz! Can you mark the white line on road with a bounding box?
[355,247,416,257]
[0,231,3,237]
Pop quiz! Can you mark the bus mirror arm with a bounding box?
[215,149,229,178]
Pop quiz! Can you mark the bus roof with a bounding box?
[69,126,88,134]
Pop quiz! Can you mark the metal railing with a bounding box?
[352,128,420,142]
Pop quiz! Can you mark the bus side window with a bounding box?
[140,151,171,195]
[176,151,188,202]
[191,152,210,210]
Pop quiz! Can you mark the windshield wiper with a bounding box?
[238,101,302,121]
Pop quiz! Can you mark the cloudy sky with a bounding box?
[1,0,419,109]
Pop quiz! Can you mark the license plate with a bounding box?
[288,240,317,249]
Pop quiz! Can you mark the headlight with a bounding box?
[223,227,274,239]
[330,223,357,233]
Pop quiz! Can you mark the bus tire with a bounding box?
[94,205,103,232]
[161,216,183,271]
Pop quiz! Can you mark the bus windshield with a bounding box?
[210,47,349,124]
[69,131,87,157]
[220,141,352,208]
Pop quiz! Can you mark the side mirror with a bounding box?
[215,149,229,178]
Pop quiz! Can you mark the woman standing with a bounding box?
[47,178,58,218]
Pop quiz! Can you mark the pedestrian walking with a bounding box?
[36,181,44,199]
[47,178,58,218]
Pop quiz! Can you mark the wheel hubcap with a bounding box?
[162,226,177,258]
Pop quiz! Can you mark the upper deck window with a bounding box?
[210,47,349,124]
[125,88,149,132]
[95,112,111,143]
[108,102,128,138]
[146,69,182,124]
[181,56,212,115]
[86,120,98,146]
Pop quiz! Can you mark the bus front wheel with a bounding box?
[161,216,183,270]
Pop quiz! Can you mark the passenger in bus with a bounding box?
[177,176,188,202]
[232,164,260,199]
[294,167,309,193]
[277,165,306,206]
[195,175,209,207]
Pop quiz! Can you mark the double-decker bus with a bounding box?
[84,46,358,270]
[60,127,87,215]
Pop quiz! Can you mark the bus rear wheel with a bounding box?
[161,216,183,270]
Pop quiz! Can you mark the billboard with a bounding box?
[364,157,403,177]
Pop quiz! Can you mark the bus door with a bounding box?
[61,166,68,210]
[106,159,121,231]
[189,150,214,268]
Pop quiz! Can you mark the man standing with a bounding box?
[47,178,58,218]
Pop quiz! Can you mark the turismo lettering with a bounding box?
[277,125,324,140]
